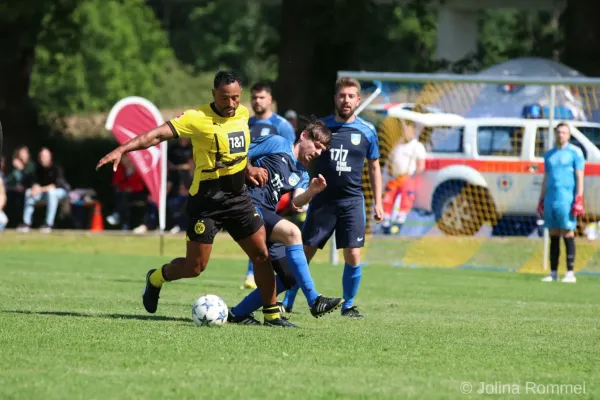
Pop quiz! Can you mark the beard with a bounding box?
[253,105,266,115]
[335,104,355,120]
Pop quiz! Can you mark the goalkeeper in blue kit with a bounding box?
[538,122,585,283]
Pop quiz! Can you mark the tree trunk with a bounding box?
[276,0,365,119]
[561,0,600,76]
[0,9,46,158]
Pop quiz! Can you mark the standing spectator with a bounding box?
[17,148,69,233]
[240,82,297,289]
[382,122,426,235]
[538,122,585,283]
[0,157,7,231]
[248,82,296,143]
[106,154,147,230]
[285,109,299,132]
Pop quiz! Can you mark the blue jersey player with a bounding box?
[248,82,296,143]
[538,122,585,283]
[242,82,297,289]
[282,77,384,317]
[229,120,345,327]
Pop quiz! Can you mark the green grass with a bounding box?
[1,233,599,399]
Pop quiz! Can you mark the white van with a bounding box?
[379,106,600,236]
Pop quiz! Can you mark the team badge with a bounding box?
[288,173,300,186]
[496,175,513,192]
[194,220,205,235]
[351,133,361,145]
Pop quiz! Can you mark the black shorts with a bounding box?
[185,191,263,244]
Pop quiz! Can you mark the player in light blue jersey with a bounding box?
[228,120,344,327]
[282,77,384,317]
[538,122,585,283]
[241,82,297,289]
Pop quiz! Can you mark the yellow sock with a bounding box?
[149,267,166,288]
[262,305,281,321]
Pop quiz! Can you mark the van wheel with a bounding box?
[432,182,484,236]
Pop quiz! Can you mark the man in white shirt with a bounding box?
[382,122,426,234]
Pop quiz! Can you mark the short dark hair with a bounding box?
[214,70,242,89]
[250,82,272,93]
[555,122,571,133]
[296,116,332,148]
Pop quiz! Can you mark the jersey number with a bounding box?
[228,131,246,154]
[330,147,348,162]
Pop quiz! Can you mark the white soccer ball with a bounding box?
[192,294,228,327]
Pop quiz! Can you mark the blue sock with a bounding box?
[232,276,286,317]
[285,244,319,306]
[246,259,254,276]
[282,285,299,310]
[342,263,362,311]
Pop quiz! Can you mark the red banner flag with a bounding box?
[105,97,167,229]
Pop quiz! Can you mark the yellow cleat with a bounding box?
[240,275,257,290]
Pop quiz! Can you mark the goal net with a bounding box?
[333,70,600,277]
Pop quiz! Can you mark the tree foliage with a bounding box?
[29,0,175,117]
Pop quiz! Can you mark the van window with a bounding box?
[577,126,600,148]
[419,127,463,153]
[477,126,523,157]
[536,127,588,159]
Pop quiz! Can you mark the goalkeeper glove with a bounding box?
[537,198,544,217]
[572,195,585,217]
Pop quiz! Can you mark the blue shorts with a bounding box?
[544,199,576,231]
[255,205,286,261]
[302,197,366,249]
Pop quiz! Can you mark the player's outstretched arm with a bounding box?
[96,124,175,171]
[292,174,326,208]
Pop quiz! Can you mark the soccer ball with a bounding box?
[192,294,228,327]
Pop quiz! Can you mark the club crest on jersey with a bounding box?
[351,133,361,145]
[288,173,300,186]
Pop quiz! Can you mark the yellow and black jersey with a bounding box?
[167,103,250,199]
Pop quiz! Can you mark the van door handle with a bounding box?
[529,164,538,172]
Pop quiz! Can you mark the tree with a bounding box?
[30,0,175,118]
[0,0,80,153]
[561,0,600,77]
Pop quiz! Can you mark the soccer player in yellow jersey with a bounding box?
[97,71,287,326]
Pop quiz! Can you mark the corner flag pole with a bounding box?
[159,140,168,256]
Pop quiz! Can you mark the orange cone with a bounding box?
[90,202,104,232]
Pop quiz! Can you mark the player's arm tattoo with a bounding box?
[118,123,175,154]
[368,159,383,206]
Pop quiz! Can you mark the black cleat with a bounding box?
[264,316,298,328]
[228,311,261,325]
[142,269,161,314]
[341,306,364,318]
[310,295,344,318]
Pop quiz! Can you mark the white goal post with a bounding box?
[329,70,600,268]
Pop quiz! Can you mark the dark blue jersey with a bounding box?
[312,115,379,202]
[248,135,309,211]
[249,113,296,143]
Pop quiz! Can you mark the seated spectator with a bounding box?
[17,148,69,233]
[106,155,147,230]
[0,157,7,231]
[4,146,36,192]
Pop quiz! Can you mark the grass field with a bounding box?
[1,231,599,399]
